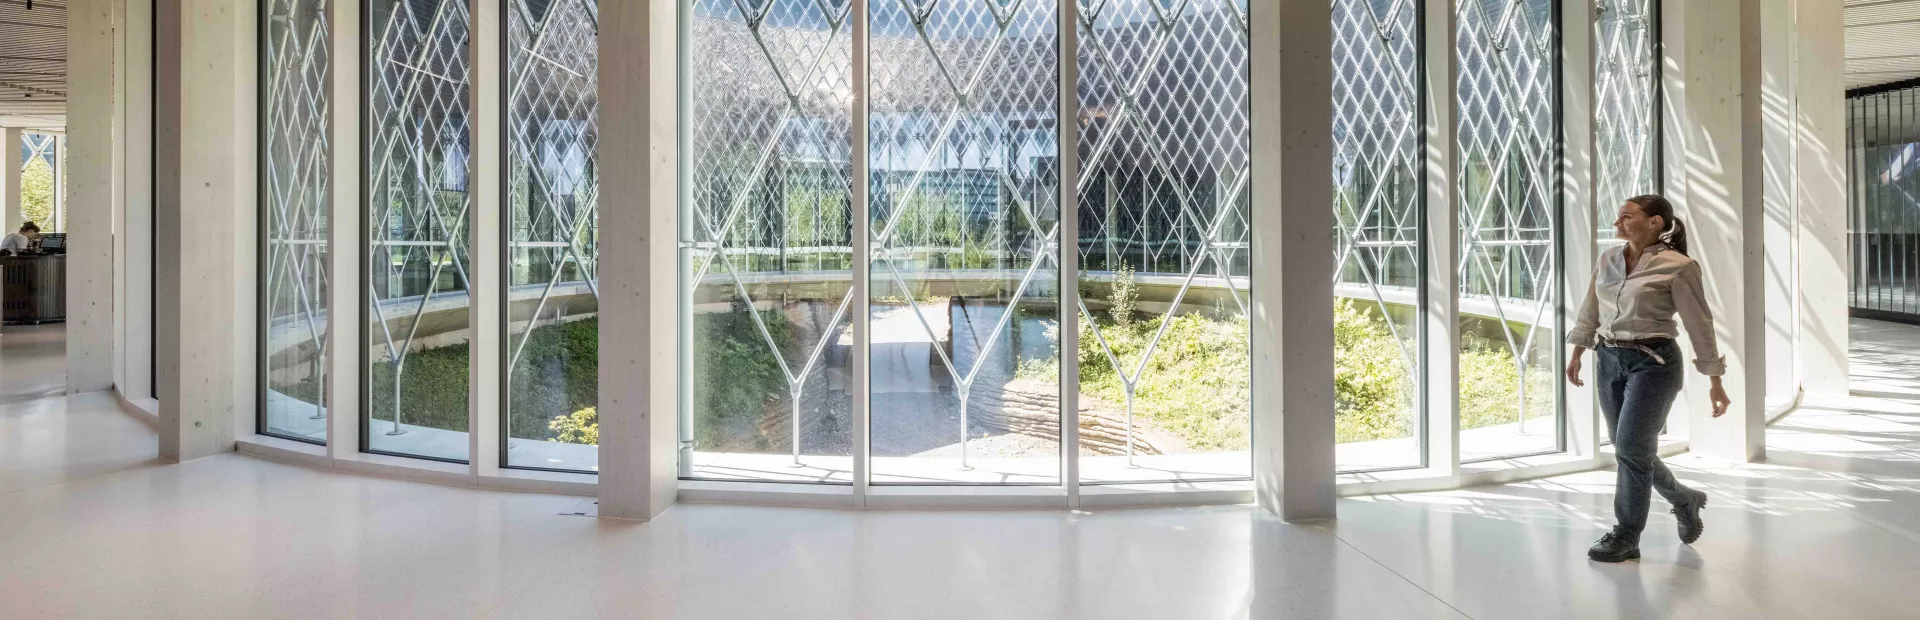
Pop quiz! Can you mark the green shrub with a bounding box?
[1458,336,1554,430]
[1026,296,1547,448]
[507,318,599,441]
[363,301,795,450]
[1332,303,1553,439]
[1078,311,1251,451]
[549,406,599,445]
[1333,299,1414,443]
[1108,263,1137,327]
[691,299,792,451]
[368,341,471,433]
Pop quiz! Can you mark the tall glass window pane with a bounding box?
[1456,0,1560,462]
[682,0,855,482]
[1849,87,1920,322]
[366,0,472,462]
[1594,0,1657,248]
[262,0,331,444]
[1333,0,1422,472]
[1593,0,1657,444]
[504,0,599,472]
[1076,0,1251,484]
[868,0,1060,485]
[20,133,62,232]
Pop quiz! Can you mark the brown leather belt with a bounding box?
[1598,337,1675,365]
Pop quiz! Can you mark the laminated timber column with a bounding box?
[155,0,258,461]
[1662,0,1766,462]
[468,0,504,477]
[67,0,118,393]
[327,0,362,459]
[1421,0,1460,478]
[597,0,680,520]
[1251,0,1336,520]
[1561,0,1600,458]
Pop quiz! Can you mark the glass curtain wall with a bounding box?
[1075,0,1250,484]
[682,0,857,482]
[679,0,1249,485]
[1455,0,1561,462]
[503,0,600,472]
[869,0,1061,484]
[365,0,473,462]
[19,133,62,232]
[1849,85,1920,323]
[275,0,1628,481]
[1332,0,1423,473]
[261,0,332,444]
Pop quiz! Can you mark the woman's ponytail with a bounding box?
[1626,194,1687,255]
[1662,217,1689,256]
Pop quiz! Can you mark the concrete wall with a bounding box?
[3,128,20,233]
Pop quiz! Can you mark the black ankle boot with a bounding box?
[1589,531,1640,563]
[1673,490,1708,544]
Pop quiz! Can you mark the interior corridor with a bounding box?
[0,324,155,496]
[0,320,1916,618]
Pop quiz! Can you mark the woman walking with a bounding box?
[1565,194,1732,563]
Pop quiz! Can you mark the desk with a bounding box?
[1,255,65,324]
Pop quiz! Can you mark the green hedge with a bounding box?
[690,300,792,451]
[506,318,600,442]
[368,340,471,433]
[352,303,796,449]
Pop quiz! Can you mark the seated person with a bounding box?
[0,222,38,255]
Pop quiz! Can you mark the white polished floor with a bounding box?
[6,321,1920,618]
[0,324,157,496]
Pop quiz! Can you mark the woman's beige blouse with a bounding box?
[1567,243,1725,376]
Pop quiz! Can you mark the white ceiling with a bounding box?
[1849,0,1920,90]
[0,0,65,127]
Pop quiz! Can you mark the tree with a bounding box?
[19,158,54,228]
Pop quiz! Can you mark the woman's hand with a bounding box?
[1565,347,1586,387]
[1709,377,1731,417]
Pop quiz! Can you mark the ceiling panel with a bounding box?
[1850,0,1920,89]
[0,0,67,119]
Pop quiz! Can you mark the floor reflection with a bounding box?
[1326,319,1920,619]
[10,321,1920,618]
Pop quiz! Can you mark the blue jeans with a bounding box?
[1596,339,1697,543]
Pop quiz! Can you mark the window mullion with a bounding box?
[1058,0,1081,505]
[469,0,506,474]
[852,0,873,502]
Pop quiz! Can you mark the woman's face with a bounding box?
[1612,202,1663,247]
